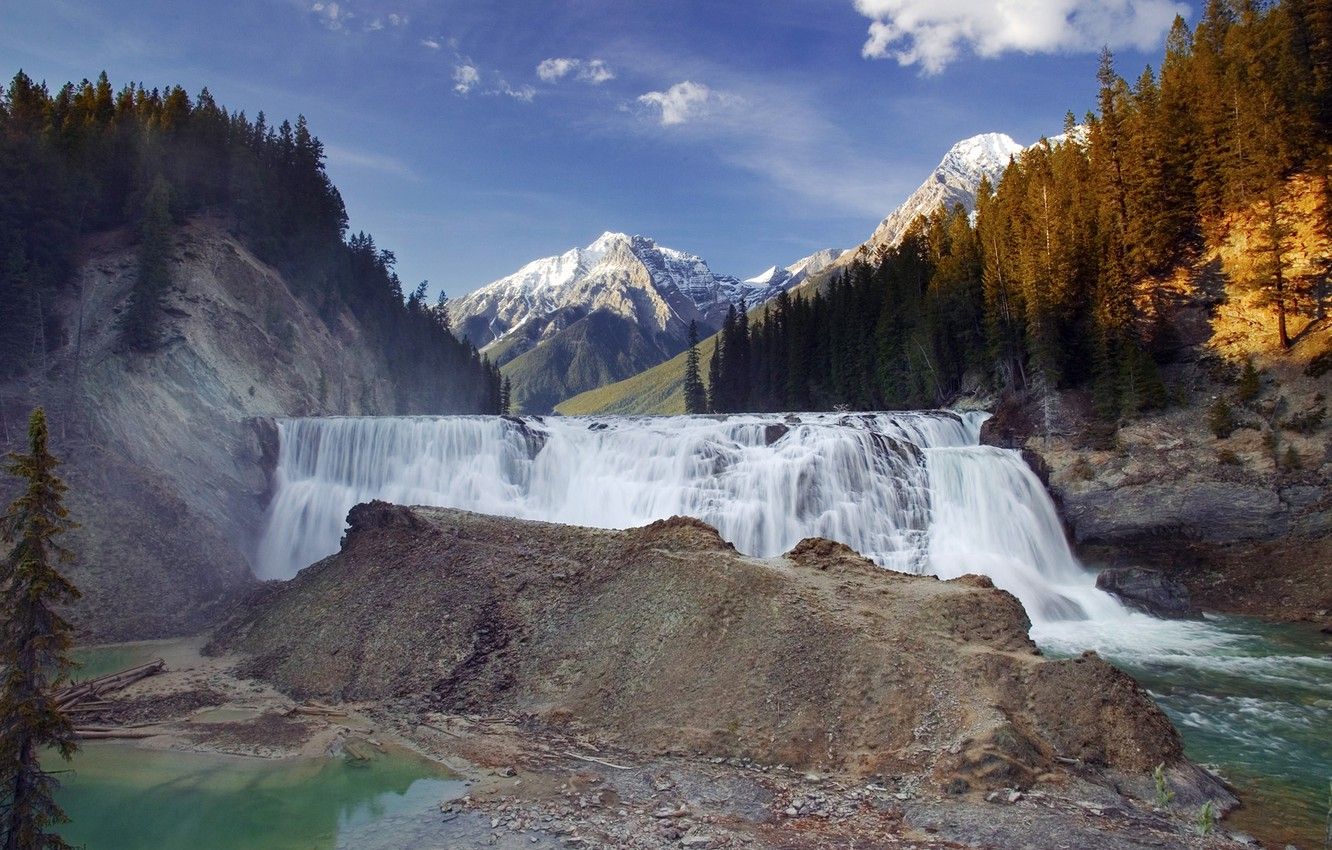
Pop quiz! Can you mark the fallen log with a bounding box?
[74,729,161,740]
[74,722,163,732]
[56,659,165,708]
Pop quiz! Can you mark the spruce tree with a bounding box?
[0,408,80,850]
[706,333,723,414]
[122,175,172,352]
[682,320,706,414]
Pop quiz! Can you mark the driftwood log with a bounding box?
[56,659,165,709]
[56,659,168,739]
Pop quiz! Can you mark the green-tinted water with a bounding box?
[56,743,463,850]
[1038,613,1332,847]
[69,643,164,682]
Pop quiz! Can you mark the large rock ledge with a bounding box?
[214,503,1215,800]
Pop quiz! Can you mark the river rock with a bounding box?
[1095,568,1196,619]
[763,423,789,445]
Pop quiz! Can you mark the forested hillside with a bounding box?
[0,70,501,412]
[701,0,1329,418]
[0,71,505,639]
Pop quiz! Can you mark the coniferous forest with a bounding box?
[702,0,1330,418]
[0,70,502,413]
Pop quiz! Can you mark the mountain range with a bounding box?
[555,132,1031,415]
[451,131,1026,414]
[449,233,844,412]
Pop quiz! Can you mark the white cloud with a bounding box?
[309,1,352,30]
[537,57,579,82]
[308,3,408,34]
[637,81,737,127]
[421,37,441,49]
[853,0,1187,74]
[579,59,615,84]
[500,82,537,102]
[537,57,617,84]
[452,60,536,102]
[453,63,481,95]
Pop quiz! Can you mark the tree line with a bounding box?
[689,0,1329,418]
[0,70,502,413]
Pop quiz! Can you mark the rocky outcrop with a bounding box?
[1095,568,1196,619]
[0,219,422,640]
[215,504,1205,793]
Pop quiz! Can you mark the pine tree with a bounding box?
[0,408,80,850]
[706,332,723,414]
[1158,15,1201,249]
[682,320,706,414]
[1253,185,1297,348]
[499,377,512,415]
[122,175,172,351]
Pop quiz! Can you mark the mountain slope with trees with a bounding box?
[0,71,503,639]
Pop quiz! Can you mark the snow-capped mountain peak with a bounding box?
[744,265,783,286]
[449,231,848,359]
[867,132,1023,251]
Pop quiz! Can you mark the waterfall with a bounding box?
[255,411,1332,825]
[255,411,1124,626]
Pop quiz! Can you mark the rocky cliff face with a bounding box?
[0,218,418,640]
[218,504,1205,793]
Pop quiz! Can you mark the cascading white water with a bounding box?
[255,411,1121,625]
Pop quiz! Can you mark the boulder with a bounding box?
[1095,568,1197,619]
[763,423,789,445]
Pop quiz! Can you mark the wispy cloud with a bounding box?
[421,37,441,49]
[853,0,1187,74]
[453,63,481,95]
[496,81,537,102]
[536,57,616,84]
[612,53,912,219]
[306,2,409,34]
[636,81,739,127]
[309,1,352,30]
[452,63,484,94]
[324,144,417,179]
[452,58,535,102]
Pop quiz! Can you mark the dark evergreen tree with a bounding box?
[0,408,80,850]
[122,175,172,351]
[682,320,706,414]
[706,331,723,414]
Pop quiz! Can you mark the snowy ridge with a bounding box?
[865,132,1024,252]
[450,234,843,350]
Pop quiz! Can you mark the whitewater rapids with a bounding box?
[255,411,1128,627]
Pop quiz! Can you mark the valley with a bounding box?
[1,3,1329,849]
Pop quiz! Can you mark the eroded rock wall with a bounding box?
[0,219,404,640]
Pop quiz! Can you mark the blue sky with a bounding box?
[3,0,1191,296]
